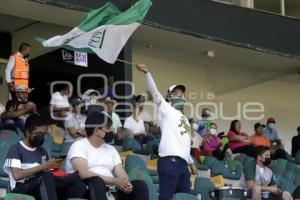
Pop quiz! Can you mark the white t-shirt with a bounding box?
[144,72,193,164]
[124,116,145,135]
[157,101,193,164]
[50,92,70,108]
[64,113,87,142]
[50,92,71,119]
[110,112,122,134]
[239,164,273,189]
[65,138,122,177]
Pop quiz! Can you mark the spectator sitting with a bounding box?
[227,120,254,157]
[201,123,235,160]
[82,89,102,110]
[251,122,270,147]
[291,126,300,158]
[64,98,87,143]
[239,146,292,200]
[263,117,280,143]
[50,83,72,120]
[65,111,149,200]
[196,108,212,137]
[104,97,122,145]
[3,115,88,200]
[1,84,38,132]
[124,102,148,147]
[140,92,160,136]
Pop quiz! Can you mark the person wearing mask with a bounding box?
[64,98,87,143]
[240,146,292,200]
[201,123,234,160]
[5,43,31,99]
[1,84,38,132]
[50,83,72,120]
[263,118,286,159]
[136,64,198,200]
[196,108,212,137]
[66,111,149,200]
[291,126,300,157]
[263,117,280,143]
[3,115,87,200]
[104,97,122,144]
[227,120,254,157]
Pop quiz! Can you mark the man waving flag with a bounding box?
[37,0,152,64]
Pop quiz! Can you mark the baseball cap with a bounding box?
[15,84,29,92]
[168,84,186,93]
[85,111,112,128]
[254,122,265,129]
[267,117,276,124]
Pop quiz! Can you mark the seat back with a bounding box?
[122,138,142,151]
[173,193,198,200]
[125,155,148,173]
[0,130,20,177]
[5,193,35,200]
[194,177,216,200]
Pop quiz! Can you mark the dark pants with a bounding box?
[2,118,26,133]
[158,156,191,200]
[293,185,300,199]
[213,144,229,161]
[83,176,149,200]
[232,145,255,157]
[13,172,88,200]
[271,149,287,160]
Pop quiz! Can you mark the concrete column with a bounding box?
[240,0,254,8]
[280,0,286,15]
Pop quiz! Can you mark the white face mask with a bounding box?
[192,123,199,131]
[209,128,217,135]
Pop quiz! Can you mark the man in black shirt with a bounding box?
[291,126,300,157]
[1,84,38,132]
[3,115,88,200]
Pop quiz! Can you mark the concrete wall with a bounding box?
[132,53,300,153]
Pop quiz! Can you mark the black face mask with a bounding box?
[29,135,45,147]
[202,113,209,118]
[23,53,30,59]
[139,105,144,111]
[103,131,114,143]
[263,158,272,166]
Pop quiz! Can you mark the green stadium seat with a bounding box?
[0,130,20,177]
[172,193,198,200]
[194,177,216,200]
[223,159,243,180]
[5,193,35,200]
[61,142,73,155]
[122,138,149,155]
[196,156,217,171]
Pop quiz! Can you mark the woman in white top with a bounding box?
[124,100,148,146]
[64,98,87,142]
[50,83,72,120]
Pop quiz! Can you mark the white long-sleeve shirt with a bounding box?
[5,52,26,83]
[145,72,193,164]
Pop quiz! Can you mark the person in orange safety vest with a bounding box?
[5,43,31,99]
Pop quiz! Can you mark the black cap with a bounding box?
[254,122,265,130]
[85,111,112,128]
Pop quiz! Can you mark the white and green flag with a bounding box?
[37,0,152,64]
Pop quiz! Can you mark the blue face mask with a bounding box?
[268,123,275,129]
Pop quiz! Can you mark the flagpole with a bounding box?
[116,59,138,66]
